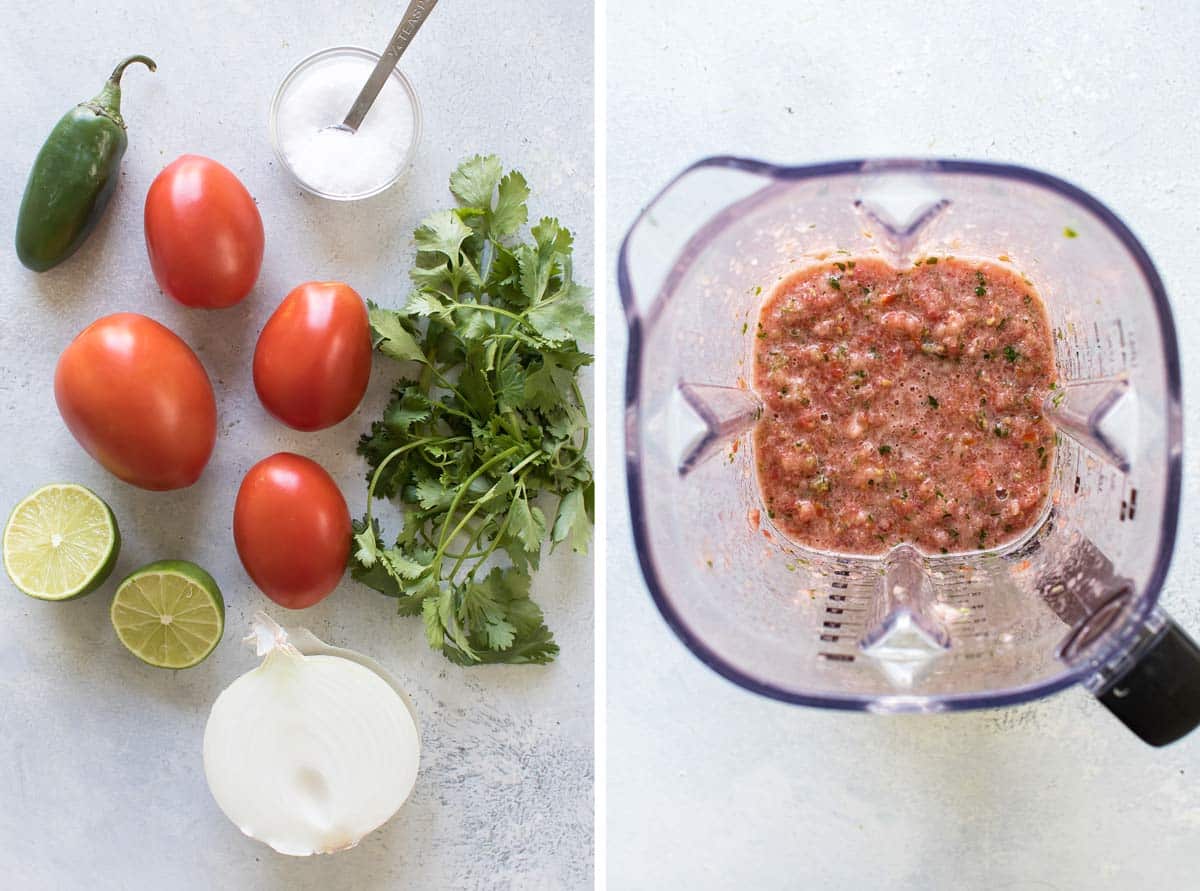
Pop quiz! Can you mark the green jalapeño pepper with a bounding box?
[15,55,156,272]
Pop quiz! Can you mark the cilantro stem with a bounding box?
[464,488,519,581]
[445,302,527,326]
[569,378,591,459]
[420,505,500,574]
[433,400,476,425]
[365,436,467,528]
[496,330,524,373]
[497,278,583,369]
[509,450,542,476]
[441,545,491,561]
[433,445,524,558]
[450,507,509,581]
[446,535,493,575]
[438,502,490,575]
[414,324,469,407]
[483,332,526,345]
[453,287,584,377]
[456,297,537,372]
[427,365,471,407]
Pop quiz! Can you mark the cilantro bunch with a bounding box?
[352,156,593,665]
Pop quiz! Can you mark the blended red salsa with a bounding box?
[752,256,1056,555]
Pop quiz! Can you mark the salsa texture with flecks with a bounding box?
[751,256,1056,556]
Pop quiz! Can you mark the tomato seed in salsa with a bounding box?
[751,256,1056,556]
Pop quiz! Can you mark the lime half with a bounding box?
[3,483,120,601]
[111,560,224,669]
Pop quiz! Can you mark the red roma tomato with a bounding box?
[233,453,351,609]
[54,313,217,490]
[253,281,372,431]
[144,155,264,308]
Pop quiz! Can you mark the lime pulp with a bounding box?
[111,560,224,669]
[3,483,120,601]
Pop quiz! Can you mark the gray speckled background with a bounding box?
[0,1,593,888]
[607,1,1200,888]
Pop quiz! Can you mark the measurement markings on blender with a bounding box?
[819,652,856,662]
[818,569,872,654]
[1060,317,1130,382]
[930,570,992,636]
[1119,487,1138,522]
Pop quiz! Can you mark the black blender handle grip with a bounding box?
[1096,620,1200,747]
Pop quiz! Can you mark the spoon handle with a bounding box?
[342,0,438,132]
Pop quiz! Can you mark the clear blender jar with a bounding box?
[619,157,1200,745]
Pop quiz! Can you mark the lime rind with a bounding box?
[3,483,120,601]
[111,560,224,669]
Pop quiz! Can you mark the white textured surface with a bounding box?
[0,2,592,888]
[607,2,1200,888]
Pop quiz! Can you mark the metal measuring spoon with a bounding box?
[331,0,438,133]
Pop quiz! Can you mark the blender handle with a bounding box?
[1091,612,1200,747]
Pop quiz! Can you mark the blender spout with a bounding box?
[1043,375,1133,472]
[853,167,950,265]
[860,546,949,686]
[674,382,763,476]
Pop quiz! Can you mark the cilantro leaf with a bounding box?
[353,521,379,567]
[522,354,563,411]
[415,477,454,511]
[532,216,573,256]
[384,390,432,432]
[552,484,592,554]
[494,353,526,411]
[449,568,558,665]
[422,597,444,651]
[381,549,429,581]
[414,209,472,259]
[518,217,572,304]
[527,282,595,344]
[368,303,425,363]
[492,171,530,237]
[461,572,517,651]
[449,154,503,208]
[439,585,477,660]
[475,473,515,508]
[508,493,547,553]
[402,290,454,323]
[458,344,497,418]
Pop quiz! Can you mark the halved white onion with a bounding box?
[203,613,420,856]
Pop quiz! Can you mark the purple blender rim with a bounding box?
[618,155,1184,712]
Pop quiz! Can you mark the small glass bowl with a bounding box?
[269,46,422,201]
